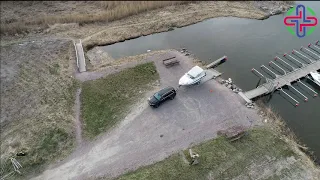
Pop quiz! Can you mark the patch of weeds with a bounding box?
[49,63,60,75]
[81,62,159,138]
[2,128,74,180]
[168,27,175,31]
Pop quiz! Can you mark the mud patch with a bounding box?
[86,46,115,70]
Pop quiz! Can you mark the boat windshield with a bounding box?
[154,93,161,100]
[187,74,195,79]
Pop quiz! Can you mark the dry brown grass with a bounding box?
[0,1,192,35]
[0,39,78,179]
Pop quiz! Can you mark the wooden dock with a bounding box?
[206,56,227,69]
[74,39,86,73]
[241,41,320,102]
[244,60,320,99]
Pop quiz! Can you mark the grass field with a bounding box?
[114,127,315,180]
[81,62,159,138]
[1,1,191,35]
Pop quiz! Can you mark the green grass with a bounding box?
[81,62,159,138]
[116,127,296,180]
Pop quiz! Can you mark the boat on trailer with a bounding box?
[179,66,206,86]
[310,71,320,87]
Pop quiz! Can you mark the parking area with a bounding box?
[33,51,262,180]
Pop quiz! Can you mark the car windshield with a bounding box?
[153,93,161,100]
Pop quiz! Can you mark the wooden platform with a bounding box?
[162,56,179,67]
[74,40,86,73]
[206,56,227,69]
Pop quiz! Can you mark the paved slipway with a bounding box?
[32,51,262,180]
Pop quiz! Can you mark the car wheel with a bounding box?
[170,95,175,100]
[153,104,159,108]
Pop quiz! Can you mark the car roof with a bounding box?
[187,66,204,78]
[157,86,174,95]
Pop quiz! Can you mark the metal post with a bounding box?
[274,56,296,71]
[289,84,308,102]
[256,78,262,88]
[261,65,279,78]
[311,44,320,50]
[251,68,266,79]
[285,53,305,67]
[279,88,299,106]
[292,49,315,63]
[298,79,318,97]
[301,46,320,58]
[269,61,287,75]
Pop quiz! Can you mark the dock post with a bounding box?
[311,44,320,51]
[284,53,306,67]
[252,68,266,79]
[269,61,286,75]
[298,79,318,97]
[288,84,308,102]
[301,46,320,58]
[261,65,279,78]
[274,56,296,71]
[279,88,299,107]
[292,49,315,63]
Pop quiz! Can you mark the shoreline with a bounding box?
[256,98,320,166]
[81,1,293,52]
[1,2,293,50]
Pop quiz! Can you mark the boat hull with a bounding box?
[310,71,320,87]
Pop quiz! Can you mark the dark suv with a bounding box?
[148,86,176,108]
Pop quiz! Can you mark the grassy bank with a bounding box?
[0,39,78,179]
[81,62,159,138]
[1,1,191,35]
[256,99,320,165]
[113,127,318,180]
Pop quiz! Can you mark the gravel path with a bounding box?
[31,51,262,180]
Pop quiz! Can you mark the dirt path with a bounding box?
[31,51,263,180]
[74,88,83,145]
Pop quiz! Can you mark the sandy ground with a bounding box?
[31,51,264,180]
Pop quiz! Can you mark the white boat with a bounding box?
[179,66,206,86]
[310,71,320,87]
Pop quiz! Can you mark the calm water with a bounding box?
[101,1,320,157]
